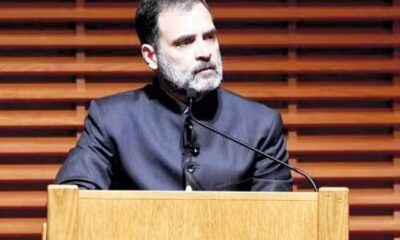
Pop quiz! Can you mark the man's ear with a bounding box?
[141,44,158,71]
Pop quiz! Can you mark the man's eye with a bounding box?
[180,39,192,46]
[175,37,195,47]
[205,33,216,40]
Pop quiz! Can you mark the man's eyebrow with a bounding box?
[172,28,218,46]
[204,28,217,36]
[172,34,196,46]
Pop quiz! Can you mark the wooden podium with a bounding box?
[43,185,348,240]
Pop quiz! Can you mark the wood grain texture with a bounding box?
[318,188,349,240]
[47,185,78,240]
[44,186,349,240]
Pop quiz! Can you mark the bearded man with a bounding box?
[56,0,293,191]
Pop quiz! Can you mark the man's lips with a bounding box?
[194,65,216,74]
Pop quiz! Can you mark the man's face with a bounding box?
[155,2,223,93]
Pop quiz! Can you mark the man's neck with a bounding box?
[158,78,188,105]
[158,78,206,106]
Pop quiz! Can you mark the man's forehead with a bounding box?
[158,3,215,40]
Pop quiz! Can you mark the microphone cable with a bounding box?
[187,96,318,192]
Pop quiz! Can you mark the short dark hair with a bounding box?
[135,0,210,48]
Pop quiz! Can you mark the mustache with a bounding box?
[193,62,216,74]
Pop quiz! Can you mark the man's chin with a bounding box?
[189,79,221,93]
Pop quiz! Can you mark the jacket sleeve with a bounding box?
[55,101,115,189]
[251,112,293,191]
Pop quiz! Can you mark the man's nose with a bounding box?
[195,41,212,61]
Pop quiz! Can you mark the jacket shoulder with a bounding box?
[89,85,151,113]
[220,88,279,119]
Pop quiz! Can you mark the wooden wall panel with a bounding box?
[0,0,399,239]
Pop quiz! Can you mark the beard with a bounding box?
[156,51,223,93]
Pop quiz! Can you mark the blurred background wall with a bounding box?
[0,0,399,239]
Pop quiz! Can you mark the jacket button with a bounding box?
[191,147,200,157]
[187,165,196,173]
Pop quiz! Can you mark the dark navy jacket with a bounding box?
[56,82,293,191]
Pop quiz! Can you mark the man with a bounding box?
[56,0,293,191]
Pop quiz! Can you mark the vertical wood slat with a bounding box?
[47,185,78,240]
[318,188,349,240]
